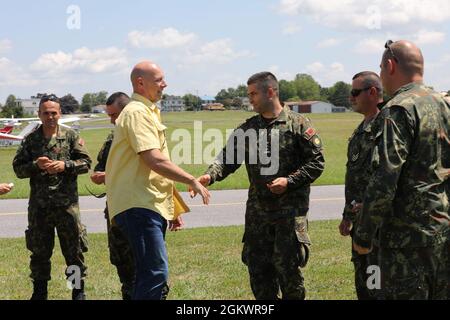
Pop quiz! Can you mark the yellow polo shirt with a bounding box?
[106,93,174,221]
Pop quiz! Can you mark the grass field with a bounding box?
[0,220,355,300]
[0,111,362,198]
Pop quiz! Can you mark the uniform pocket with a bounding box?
[80,224,89,253]
[294,216,311,268]
[25,229,33,251]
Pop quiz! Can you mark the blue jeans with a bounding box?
[114,208,168,300]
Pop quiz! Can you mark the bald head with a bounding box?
[130,61,167,102]
[382,40,424,78]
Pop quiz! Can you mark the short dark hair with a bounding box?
[39,94,60,109]
[106,92,130,110]
[247,72,279,95]
[352,71,383,99]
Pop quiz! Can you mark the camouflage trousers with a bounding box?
[377,242,448,300]
[25,204,88,282]
[104,206,135,300]
[242,211,311,300]
[351,243,379,300]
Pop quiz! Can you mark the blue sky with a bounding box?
[1,0,449,103]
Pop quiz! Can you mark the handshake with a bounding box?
[188,174,211,205]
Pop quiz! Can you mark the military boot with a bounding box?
[30,280,48,300]
[72,279,86,300]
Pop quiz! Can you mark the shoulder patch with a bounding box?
[303,127,316,140]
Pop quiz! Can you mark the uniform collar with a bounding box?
[257,106,289,127]
[392,81,423,97]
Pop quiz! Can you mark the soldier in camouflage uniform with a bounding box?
[13,95,91,300]
[339,71,383,300]
[353,40,450,299]
[90,92,135,300]
[196,72,325,300]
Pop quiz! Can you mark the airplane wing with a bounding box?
[0,132,24,140]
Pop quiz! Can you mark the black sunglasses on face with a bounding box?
[350,87,372,97]
[385,40,399,62]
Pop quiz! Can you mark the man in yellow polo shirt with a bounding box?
[106,61,210,300]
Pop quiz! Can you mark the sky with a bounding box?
[1,0,449,103]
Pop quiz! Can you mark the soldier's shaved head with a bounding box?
[382,40,424,78]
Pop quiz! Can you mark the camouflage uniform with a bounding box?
[95,131,135,300]
[12,125,91,283]
[205,106,325,299]
[343,118,381,300]
[354,82,450,300]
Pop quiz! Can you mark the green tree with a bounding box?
[235,84,247,98]
[293,74,321,101]
[81,93,94,113]
[328,81,352,109]
[95,91,108,106]
[60,94,80,114]
[279,80,297,102]
[183,94,201,111]
[1,94,23,117]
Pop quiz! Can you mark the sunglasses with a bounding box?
[350,87,372,97]
[40,94,60,104]
[385,40,399,62]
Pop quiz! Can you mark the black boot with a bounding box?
[30,280,48,300]
[72,279,86,300]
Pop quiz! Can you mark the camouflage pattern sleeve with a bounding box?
[94,132,113,172]
[286,119,325,189]
[205,124,247,184]
[353,106,415,248]
[12,138,41,179]
[64,132,92,175]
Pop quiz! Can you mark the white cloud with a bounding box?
[268,65,294,80]
[304,61,349,86]
[278,0,450,31]
[282,22,302,35]
[317,38,342,48]
[0,57,38,87]
[0,39,12,54]
[354,38,385,55]
[30,47,128,76]
[128,28,197,49]
[183,39,251,65]
[414,30,445,45]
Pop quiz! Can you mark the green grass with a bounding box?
[0,220,355,300]
[0,111,363,198]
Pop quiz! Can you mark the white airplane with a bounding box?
[0,117,81,142]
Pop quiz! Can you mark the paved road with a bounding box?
[0,185,344,238]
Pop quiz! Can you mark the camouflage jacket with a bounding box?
[13,125,92,207]
[354,82,450,248]
[205,106,325,218]
[343,116,378,223]
[94,131,113,172]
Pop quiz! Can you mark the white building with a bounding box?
[15,98,40,115]
[92,105,106,113]
[161,95,185,112]
[285,101,335,113]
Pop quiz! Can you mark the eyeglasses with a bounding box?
[385,40,399,62]
[350,87,372,97]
